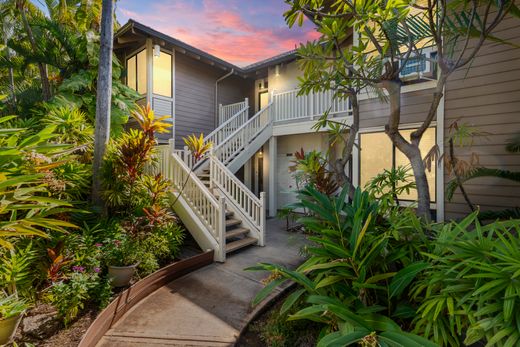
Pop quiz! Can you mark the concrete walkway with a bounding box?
[97,219,306,346]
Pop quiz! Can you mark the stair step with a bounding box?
[225,218,241,228]
[226,211,234,217]
[226,237,258,253]
[226,227,250,239]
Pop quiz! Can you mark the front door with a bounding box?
[259,91,269,111]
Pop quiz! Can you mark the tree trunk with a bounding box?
[332,94,360,198]
[17,1,51,101]
[408,145,431,217]
[91,0,114,209]
[383,80,431,219]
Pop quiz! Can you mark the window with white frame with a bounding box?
[359,127,436,202]
[153,51,172,97]
[126,49,147,95]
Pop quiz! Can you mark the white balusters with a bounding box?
[209,155,265,237]
[170,152,220,239]
[271,88,350,122]
[213,103,272,165]
[219,98,248,124]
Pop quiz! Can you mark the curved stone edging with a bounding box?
[236,281,297,343]
[78,250,214,347]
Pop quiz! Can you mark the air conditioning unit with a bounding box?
[399,47,437,81]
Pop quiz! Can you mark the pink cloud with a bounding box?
[117,1,319,66]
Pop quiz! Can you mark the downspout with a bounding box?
[215,69,234,127]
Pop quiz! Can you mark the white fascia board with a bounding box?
[273,115,353,136]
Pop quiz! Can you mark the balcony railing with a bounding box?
[272,89,351,123]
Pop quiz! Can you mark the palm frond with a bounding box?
[446,167,520,200]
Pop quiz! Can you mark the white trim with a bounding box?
[436,88,445,222]
[172,49,176,143]
[268,136,277,217]
[273,115,353,136]
[357,121,437,134]
[352,132,360,188]
[357,80,437,101]
[145,39,153,106]
[353,122,439,210]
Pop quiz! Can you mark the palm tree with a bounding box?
[15,0,52,101]
[92,0,114,208]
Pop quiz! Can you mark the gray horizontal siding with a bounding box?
[444,14,520,220]
[359,88,436,129]
[174,54,252,148]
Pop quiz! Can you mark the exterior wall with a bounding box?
[443,15,520,219]
[174,53,251,148]
[268,60,301,94]
[359,88,436,129]
[218,75,254,113]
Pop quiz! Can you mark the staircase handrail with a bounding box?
[170,152,221,240]
[209,155,264,233]
[212,102,272,156]
[205,104,249,147]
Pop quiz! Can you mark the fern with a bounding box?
[446,167,520,200]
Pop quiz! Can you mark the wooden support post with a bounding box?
[259,192,266,246]
[217,196,226,262]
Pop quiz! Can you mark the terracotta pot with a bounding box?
[108,264,137,287]
[0,313,23,345]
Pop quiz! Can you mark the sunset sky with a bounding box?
[115,0,319,67]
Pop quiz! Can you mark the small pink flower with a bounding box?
[72,265,85,273]
[95,243,103,247]
[93,267,100,273]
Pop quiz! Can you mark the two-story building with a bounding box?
[114,19,520,261]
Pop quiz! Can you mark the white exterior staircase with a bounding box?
[152,90,350,262]
[151,99,269,262]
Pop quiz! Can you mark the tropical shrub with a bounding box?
[48,271,106,326]
[102,104,171,215]
[412,213,520,346]
[248,186,434,346]
[0,294,28,320]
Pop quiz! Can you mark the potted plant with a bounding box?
[103,238,141,287]
[0,294,28,344]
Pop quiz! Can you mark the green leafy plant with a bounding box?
[364,165,417,214]
[0,294,27,320]
[49,271,98,326]
[248,186,434,346]
[102,236,141,267]
[412,213,520,346]
[0,243,36,296]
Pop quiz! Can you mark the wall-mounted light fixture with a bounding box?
[258,149,263,158]
[153,44,161,57]
[275,65,280,76]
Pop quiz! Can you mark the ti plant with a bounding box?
[183,133,213,161]
[247,186,435,346]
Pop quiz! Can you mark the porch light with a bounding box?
[153,44,161,57]
[275,65,280,76]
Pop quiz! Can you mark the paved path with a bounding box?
[97,219,306,346]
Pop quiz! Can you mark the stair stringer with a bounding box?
[170,192,224,262]
[226,124,273,174]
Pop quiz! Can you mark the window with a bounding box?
[126,49,147,94]
[359,127,436,202]
[153,51,172,97]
